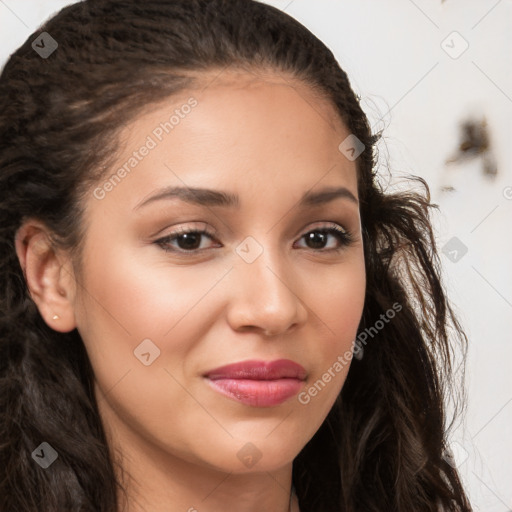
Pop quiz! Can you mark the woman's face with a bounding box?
[71,70,366,475]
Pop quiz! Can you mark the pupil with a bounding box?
[307,231,326,249]
[178,233,201,250]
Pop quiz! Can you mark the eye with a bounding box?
[155,226,220,253]
[294,224,353,252]
[154,222,353,254]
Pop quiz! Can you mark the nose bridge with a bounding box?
[228,236,306,333]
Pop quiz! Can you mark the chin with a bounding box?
[191,436,304,475]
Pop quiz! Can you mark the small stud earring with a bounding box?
[52,314,60,320]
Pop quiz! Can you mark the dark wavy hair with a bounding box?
[0,1,472,511]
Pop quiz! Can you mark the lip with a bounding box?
[204,359,307,407]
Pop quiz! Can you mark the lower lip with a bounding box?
[207,378,304,407]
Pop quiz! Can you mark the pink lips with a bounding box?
[204,359,307,407]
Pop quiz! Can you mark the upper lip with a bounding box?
[204,359,307,381]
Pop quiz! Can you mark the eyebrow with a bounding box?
[134,185,358,210]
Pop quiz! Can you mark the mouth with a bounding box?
[204,359,307,407]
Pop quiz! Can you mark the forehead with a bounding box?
[91,68,357,212]
[192,67,346,135]
[118,67,348,154]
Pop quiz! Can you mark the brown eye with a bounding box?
[296,226,353,252]
[154,224,353,255]
[155,229,219,253]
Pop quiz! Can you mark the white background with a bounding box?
[1,0,511,509]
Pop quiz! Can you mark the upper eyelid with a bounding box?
[156,222,351,248]
[159,221,348,238]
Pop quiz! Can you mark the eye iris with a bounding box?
[306,231,328,249]
[177,232,201,250]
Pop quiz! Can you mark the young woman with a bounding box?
[0,1,472,511]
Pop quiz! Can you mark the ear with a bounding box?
[14,219,77,332]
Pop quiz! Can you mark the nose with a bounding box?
[226,247,308,337]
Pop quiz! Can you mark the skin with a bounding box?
[15,69,366,512]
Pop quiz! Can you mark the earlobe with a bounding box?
[14,220,77,333]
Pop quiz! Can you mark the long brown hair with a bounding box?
[0,1,471,510]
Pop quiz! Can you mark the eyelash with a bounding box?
[154,223,354,255]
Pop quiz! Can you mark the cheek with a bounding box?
[73,244,229,397]
[314,250,366,350]
[76,241,228,340]
[298,254,365,411]
[323,268,365,331]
